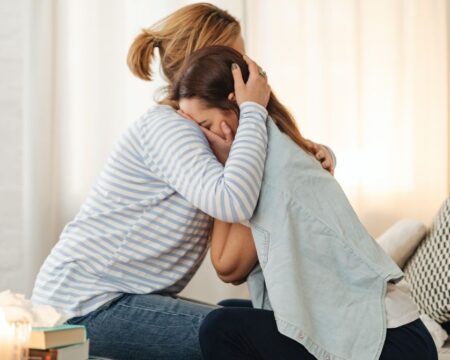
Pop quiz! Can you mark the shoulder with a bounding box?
[138,104,196,129]
[133,104,206,144]
[142,103,179,123]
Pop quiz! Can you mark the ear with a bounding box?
[228,92,236,102]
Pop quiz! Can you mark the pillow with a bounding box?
[442,321,450,336]
[403,197,450,324]
[375,219,427,269]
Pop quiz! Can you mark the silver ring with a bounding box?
[259,68,267,77]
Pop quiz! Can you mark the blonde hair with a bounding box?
[127,3,241,86]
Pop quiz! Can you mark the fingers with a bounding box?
[320,159,335,176]
[321,159,331,169]
[243,54,261,81]
[221,121,234,142]
[200,125,234,145]
[314,144,335,176]
[315,149,326,162]
[309,142,334,176]
[312,144,329,163]
[199,128,215,148]
[199,126,221,142]
[231,63,245,90]
[304,139,318,152]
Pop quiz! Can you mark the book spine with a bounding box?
[28,349,57,360]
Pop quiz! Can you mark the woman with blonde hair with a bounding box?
[31,3,335,359]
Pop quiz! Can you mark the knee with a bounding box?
[217,298,234,307]
[199,308,237,353]
[217,298,253,308]
[199,308,227,342]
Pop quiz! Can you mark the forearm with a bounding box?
[210,220,233,269]
[139,102,268,223]
[323,144,337,168]
[210,219,258,283]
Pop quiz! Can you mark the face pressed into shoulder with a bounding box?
[178,97,239,140]
[168,34,245,139]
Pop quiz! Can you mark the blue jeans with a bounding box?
[65,293,219,360]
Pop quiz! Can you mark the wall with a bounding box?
[0,0,25,293]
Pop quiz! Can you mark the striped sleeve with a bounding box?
[138,101,268,222]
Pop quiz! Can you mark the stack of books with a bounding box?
[26,324,89,360]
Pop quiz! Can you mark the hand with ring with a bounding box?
[231,54,271,108]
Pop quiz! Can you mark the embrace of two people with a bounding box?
[31,3,438,360]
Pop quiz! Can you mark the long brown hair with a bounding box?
[170,46,313,154]
[127,3,240,87]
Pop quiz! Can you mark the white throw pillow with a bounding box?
[375,218,427,269]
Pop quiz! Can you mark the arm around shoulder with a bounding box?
[137,105,268,223]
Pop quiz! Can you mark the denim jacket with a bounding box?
[246,116,404,360]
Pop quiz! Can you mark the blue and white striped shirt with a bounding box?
[31,101,269,318]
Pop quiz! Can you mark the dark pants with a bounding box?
[199,299,439,360]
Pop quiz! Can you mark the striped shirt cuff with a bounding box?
[239,101,269,120]
[239,218,251,227]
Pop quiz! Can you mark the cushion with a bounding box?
[375,219,427,269]
[403,197,450,324]
[442,321,450,336]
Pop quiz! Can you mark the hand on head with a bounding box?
[231,54,271,108]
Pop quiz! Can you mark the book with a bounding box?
[28,339,89,360]
[27,324,86,350]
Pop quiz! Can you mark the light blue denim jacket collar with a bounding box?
[247,116,404,360]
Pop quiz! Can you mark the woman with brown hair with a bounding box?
[169,45,438,360]
[30,3,335,359]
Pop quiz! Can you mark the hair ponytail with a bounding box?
[126,3,240,89]
[127,29,160,81]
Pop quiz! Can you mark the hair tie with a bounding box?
[154,39,161,48]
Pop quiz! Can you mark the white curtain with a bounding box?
[246,0,449,236]
[22,0,448,303]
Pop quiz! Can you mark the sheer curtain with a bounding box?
[23,0,449,303]
[246,0,449,236]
